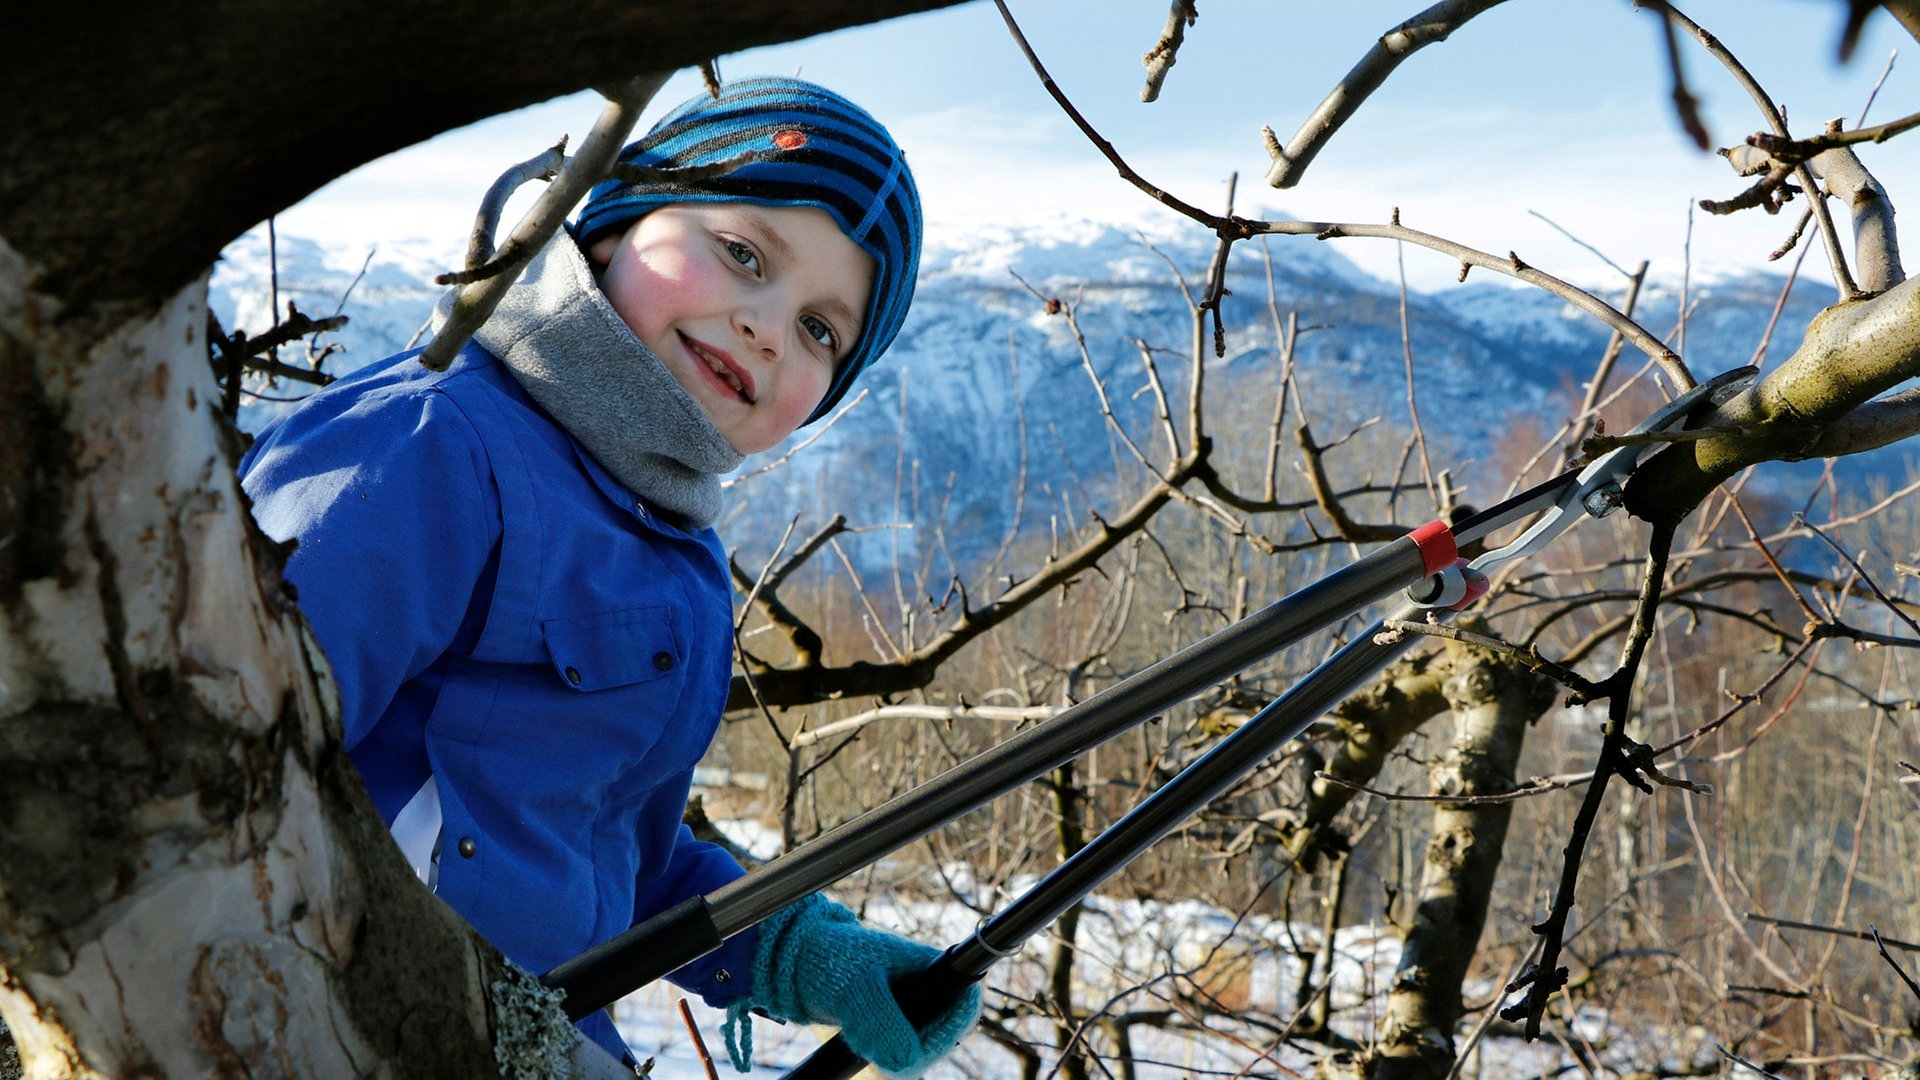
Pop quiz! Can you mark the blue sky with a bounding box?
[273,0,1920,290]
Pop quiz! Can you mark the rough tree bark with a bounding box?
[1316,633,1556,1080]
[0,3,962,1076]
[1288,652,1451,868]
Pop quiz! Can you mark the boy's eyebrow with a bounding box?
[818,296,862,348]
[736,211,797,264]
[735,209,864,347]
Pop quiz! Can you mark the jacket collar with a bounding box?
[465,234,743,528]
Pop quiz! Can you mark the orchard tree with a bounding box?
[714,2,1920,1076]
[8,2,1920,1079]
[0,4,961,1076]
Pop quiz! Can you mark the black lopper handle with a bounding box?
[542,895,724,1020]
[781,946,983,1080]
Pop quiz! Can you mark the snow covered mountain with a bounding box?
[209,217,1906,574]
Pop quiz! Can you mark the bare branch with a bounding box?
[1745,912,1920,954]
[1395,239,1438,507]
[1139,0,1197,103]
[1376,617,1597,696]
[1626,270,1920,521]
[1641,0,1712,149]
[419,72,670,371]
[1797,386,1920,455]
[1263,0,1513,188]
[1794,512,1920,638]
[789,704,1055,748]
[459,139,566,274]
[1296,421,1405,542]
[1663,3,1862,297]
[1871,926,1920,1003]
[676,997,721,1080]
[723,389,870,489]
[1809,132,1905,290]
[209,303,348,369]
[995,0,1225,229]
[1747,110,1920,162]
[1510,522,1678,1037]
[1256,217,1693,389]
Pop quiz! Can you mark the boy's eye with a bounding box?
[800,314,838,352]
[724,239,760,273]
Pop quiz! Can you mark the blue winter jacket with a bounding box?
[238,344,759,1057]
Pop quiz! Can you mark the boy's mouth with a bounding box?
[680,333,755,403]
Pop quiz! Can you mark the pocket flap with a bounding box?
[541,607,681,692]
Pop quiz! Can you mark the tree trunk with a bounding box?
[1365,634,1556,1080]
[0,252,615,1075]
[1289,653,1450,867]
[1048,761,1090,1080]
[0,3,965,1073]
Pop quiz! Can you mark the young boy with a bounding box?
[239,78,978,1075]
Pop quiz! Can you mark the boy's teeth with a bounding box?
[698,347,746,397]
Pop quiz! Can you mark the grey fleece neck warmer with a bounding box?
[463,235,744,529]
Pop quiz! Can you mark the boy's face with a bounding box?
[590,203,875,455]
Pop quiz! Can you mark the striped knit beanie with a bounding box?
[575,77,922,424]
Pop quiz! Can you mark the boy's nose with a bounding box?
[733,309,782,362]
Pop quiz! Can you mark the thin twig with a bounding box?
[999,0,1688,390]
[789,704,1055,749]
[1795,512,1920,637]
[1749,108,1920,163]
[1857,49,1897,127]
[1718,1045,1788,1079]
[996,0,1223,228]
[1663,3,1862,297]
[677,998,720,1080]
[1529,209,1634,279]
[1643,0,1712,149]
[1262,0,1514,188]
[1257,218,1693,389]
[723,389,869,489]
[1395,236,1438,508]
[1313,769,1586,806]
[1376,618,1597,695]
[1751,231,1812,364]
[1746,913,1920,954]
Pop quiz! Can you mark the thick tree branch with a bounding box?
[1373,634,1556,1075]
[0,0,968,309]
[1796,385,1920,455]
[1810,137,1905,291]
[455,140,568,277]
[1625,271,1920,522]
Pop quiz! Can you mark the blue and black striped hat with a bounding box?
[575,77,922,424]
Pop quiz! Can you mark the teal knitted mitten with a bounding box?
[721,894,980,1076]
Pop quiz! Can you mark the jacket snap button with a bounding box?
[457,837,477,858]
[565,666,582,686]
[652,652,674,671]
[714,968,731,983]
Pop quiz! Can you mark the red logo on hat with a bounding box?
[772,129,808,150]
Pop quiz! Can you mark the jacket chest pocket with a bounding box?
[527,607,697,776]
[543,607,684,692]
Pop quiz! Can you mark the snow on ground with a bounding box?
[608,827,1721,1078]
